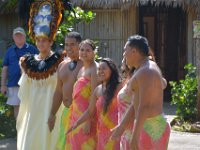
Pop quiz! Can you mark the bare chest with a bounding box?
[59,63,82,83]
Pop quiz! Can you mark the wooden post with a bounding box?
[196,8,200,121]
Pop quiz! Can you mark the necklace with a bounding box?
[38,51,52,60]
[68,60,78,71]
[21,51,65,80]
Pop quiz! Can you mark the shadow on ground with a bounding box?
[0,138,16,150]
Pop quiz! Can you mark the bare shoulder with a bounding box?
[95,84,103,97]
[57,59,71,77]
[136,61,163,88]
[139,61,161,78]
[85,61,98,79]
[76,60,83,70]
[128,60,162,89]
[91,61,98,72]
[58,59,70,69]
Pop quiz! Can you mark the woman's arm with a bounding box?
[83,63,99,134]
[66,86,99,134]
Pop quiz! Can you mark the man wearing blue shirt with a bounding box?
[1,27,38,119]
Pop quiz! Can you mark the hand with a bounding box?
[130,134,139,150]
[66,121,78,135]
[48,114,56,132]
[1,85,7,96]
[82,121,91,134]
[110,125,125,140]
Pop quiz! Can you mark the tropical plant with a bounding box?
[55,7,96,49]
[0,0,18,13]
[0,59,16,139]
[169,63,198,121]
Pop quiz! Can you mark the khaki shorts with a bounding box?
[6,87,20,106]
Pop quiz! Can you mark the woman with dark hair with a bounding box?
[67,58,121,150]
[66,39,98,149]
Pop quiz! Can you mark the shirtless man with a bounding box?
[111,35,170,150]
[48,32,82,149]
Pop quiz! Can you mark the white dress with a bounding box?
[16,53,64,150]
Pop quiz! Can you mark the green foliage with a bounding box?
[0,60,16,139]
[92,41,102,62]
[95,53,102,62]
[0,96,16,140]
[0,0,17,13]
[55,7,96,49]
[169,63,198,121]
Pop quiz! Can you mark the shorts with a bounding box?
[6,87,20,106]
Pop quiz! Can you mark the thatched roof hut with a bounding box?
[73,0,200,116]
[72,0,200,11]
[71,0,200,102]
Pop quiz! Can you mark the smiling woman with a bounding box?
[66,58,122,150]
[65,39,98,150]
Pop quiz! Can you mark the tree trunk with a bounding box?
[196,8,200,121]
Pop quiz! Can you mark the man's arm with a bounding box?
[1,66,8,95]
[48,72,63,131]
[162,77,167,89]
[1,50,9,96]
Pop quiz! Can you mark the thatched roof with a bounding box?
[72,0,200,11]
